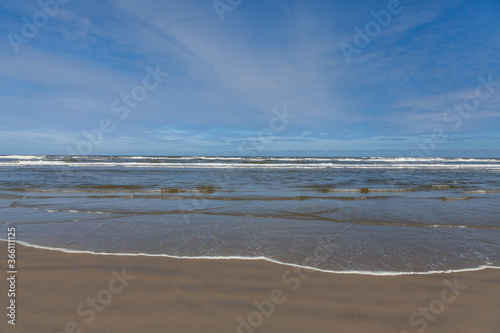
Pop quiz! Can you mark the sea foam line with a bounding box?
[1,161,500,170]
[1,239,498,276]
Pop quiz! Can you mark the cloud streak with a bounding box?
[1,0,499,156]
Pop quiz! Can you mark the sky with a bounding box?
[0,0,499,157]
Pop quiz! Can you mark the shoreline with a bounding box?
[1,242,500,332]
[3,240,499,276]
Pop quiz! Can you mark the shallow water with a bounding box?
[0,155,499,274]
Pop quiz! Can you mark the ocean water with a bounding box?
[0,155,499,274]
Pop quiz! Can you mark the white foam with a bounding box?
[1,160,500,170]
[196,156,245,161]
[430,225,468,228]
[1,155,44,160]
[2,240,498,276]
[462,189,500,194]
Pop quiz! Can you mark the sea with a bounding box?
[1,155,499,275]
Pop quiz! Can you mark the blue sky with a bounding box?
[0,0,499,156]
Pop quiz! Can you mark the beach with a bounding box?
[1,155,499,274]
[3,0,499,331]
[2,242,499,333]
[1,156,499,332]
[3,0,500,329]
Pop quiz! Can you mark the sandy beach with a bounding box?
[2,0,500,331]
[1,242,499,333]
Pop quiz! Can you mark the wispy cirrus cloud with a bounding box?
[0,0,499,156]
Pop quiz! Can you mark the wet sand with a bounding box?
[1,242,499,333]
